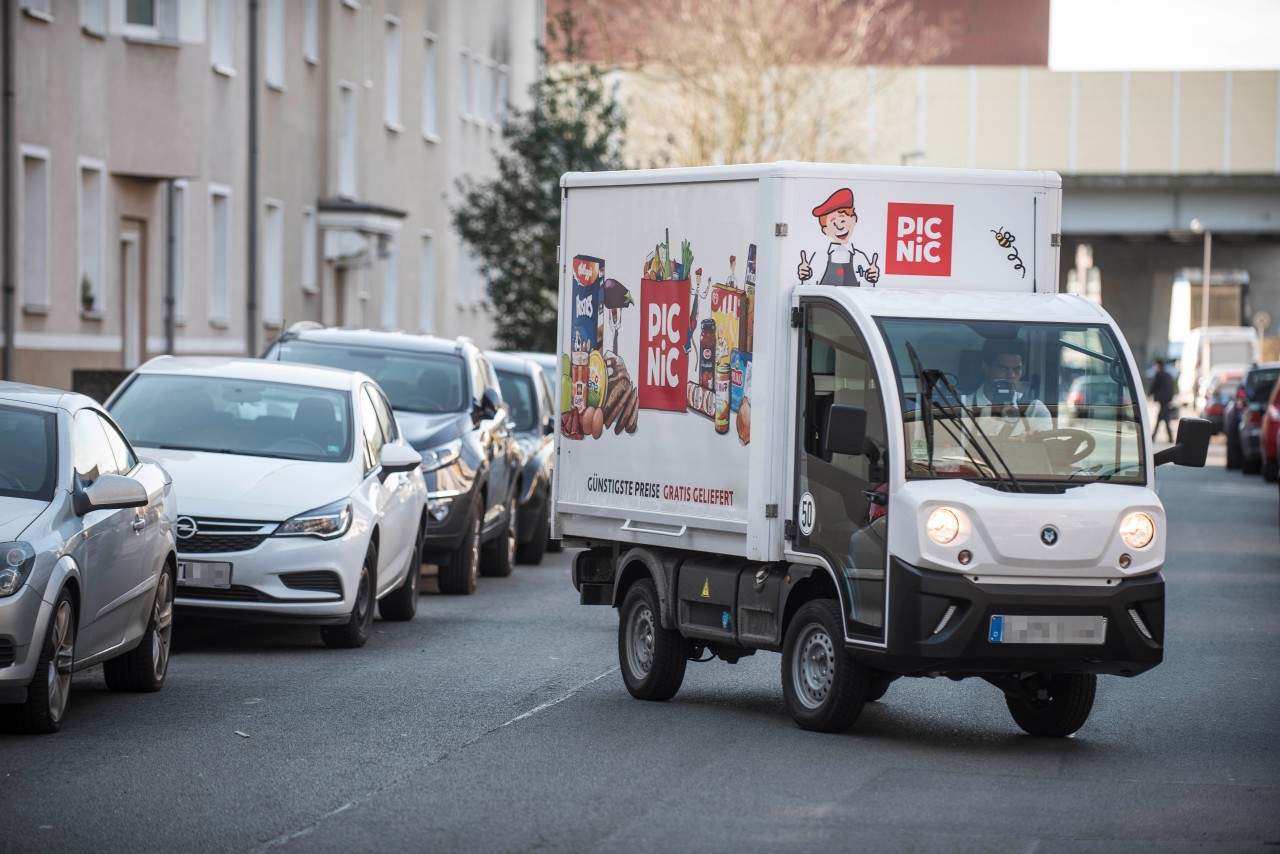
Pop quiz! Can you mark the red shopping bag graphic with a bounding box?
[639,278,690,412]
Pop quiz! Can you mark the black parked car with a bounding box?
[1227,361,1280,473]
[488,352,556,564]
[264,325,520,594]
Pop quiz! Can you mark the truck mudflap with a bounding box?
[856,557,1165,678]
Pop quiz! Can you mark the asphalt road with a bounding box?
[3,442,1278,853]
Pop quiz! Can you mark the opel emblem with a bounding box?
[176,516,198,540]
[1040,526,1059,546]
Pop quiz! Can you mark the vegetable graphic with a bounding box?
[602,278,634,309]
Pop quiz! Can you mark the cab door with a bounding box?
[790,301,890,643]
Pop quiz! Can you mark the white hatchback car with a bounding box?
[106,357,427,648]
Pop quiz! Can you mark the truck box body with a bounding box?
[554,163,1063,562]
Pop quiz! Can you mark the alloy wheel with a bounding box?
[151,570,174,681]
[47,599,75,725]
[505,504,518,569]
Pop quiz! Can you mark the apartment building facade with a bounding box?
[2,0,542,390]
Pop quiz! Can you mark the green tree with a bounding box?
[452,10,626,352]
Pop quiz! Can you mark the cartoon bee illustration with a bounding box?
[991,226,1026,278]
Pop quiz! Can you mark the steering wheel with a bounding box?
[1036,428,1096,465]
[267,436,329,455]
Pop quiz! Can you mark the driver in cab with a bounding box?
[961,340,1051,440]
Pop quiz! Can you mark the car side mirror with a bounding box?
[1154,417,1212,467]
[474,387,502,424]
[73,473,149,516]
[821,403,868,460]
[378,443,423,481]
[543,418,555,436]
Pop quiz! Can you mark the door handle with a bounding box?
[131,518,146,532]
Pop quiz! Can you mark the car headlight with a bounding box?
[419,438,463,473]
[926,508,961,545]
[0,541,36,597]
[1119,512,1155,549]
[275,499,353,540]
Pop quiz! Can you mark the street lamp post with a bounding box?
[1191,219,1212,331]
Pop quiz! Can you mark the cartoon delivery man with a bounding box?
[796,187,881,287]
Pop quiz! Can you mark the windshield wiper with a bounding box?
[1059,338,1118,365]
[928,372,1025,494]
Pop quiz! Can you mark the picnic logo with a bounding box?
[885,203,954,277]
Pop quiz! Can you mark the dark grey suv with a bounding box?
[263,326,520,594]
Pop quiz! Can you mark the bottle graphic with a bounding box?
[714,362,731,434]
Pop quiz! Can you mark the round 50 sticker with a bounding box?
[798,492,816,536]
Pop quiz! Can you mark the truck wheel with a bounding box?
[618,578,686,701]
[781,599,869,732]
[1005,673,1096,737]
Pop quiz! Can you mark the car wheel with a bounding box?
[321,544,376,649]
[1243,452,1262,475]
[618,578,687,701]
[1225,432,1242,469]
[480,501,516,578]
[781,599,869,732]
[379,517,423,622]
[1005,673,1096,737]
[17,588,76,734]
[104,562,174,692]
[516,496,548,565]
[1263,456,1279,483]
[438,508,480,595]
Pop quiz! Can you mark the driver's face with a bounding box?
[985,354,1024,379]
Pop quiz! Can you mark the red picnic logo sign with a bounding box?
[885,203,954,277]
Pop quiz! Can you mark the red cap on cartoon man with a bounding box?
[812,188,855,219]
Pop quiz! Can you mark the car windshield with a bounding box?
[1248,369,1280,403]
[271,341,467,415]
[876,318,1146,486]
[0,404,57,500]
[496,369,538,432]
[109,375,352,462]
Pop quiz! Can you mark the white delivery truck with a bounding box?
[552,162,1210,736]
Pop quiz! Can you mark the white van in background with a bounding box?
[1177,326,1260,405]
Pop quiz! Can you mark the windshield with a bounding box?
[0,404,57,500]
[272,341,467,415]
[496,370,538,432]
[109,375,352,462]
[876,318,1146,486]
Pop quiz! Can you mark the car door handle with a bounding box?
[131,518,146,532]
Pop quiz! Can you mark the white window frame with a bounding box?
[422,32,440,141]
[486,59,500,130]
[208,185,232,326]
[419,230,436,332]
[124,0,174,41]
[303,0,319,64]
[338,81,358,198]
[265,0,285,90]
[496,64,510,124]
[19,145,52,314]
[21,1,52,23]
[459,49,472,122]
[172,180,189,323]
[211,0,235,75]
[471,54,486,123]
[78,158,106,318]
[380,238,399,330]
[80,0,106,35]
[301,205,318,294]
[383,16,403,131]
[262,199,284,327]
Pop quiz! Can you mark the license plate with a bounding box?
[989,615,1107,645]
[177,561,232,589]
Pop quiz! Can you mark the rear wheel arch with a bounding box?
[612,549,677,630]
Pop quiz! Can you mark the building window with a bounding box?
[20,147,51,312]
[487,60,501,128]
[422,33,439,140]
[301,206,317,293]
[22,0,52,20]
[384,17,402,129]
[455,238,468,308]
[78,160,105,315]
[459,49,471,122]
[303,0,319,63]
[81,0,106,34]
[126,0,178,41]
[172,180,188,322]
[419,231,436,332]
[472,55,486,123]
[211,0,234,72]
[338,82,357,197]
[265,0,285,89]
[209,186,232,325]
[381,239,399,330]
[263,200,284,326]
[496,64,509,124]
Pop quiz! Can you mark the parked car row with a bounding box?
[1223,361,1280,481]
[0,330,559,733]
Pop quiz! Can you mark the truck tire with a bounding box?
[1005,673,1096,737]
[618,578,687,701]
[781,599,870,732]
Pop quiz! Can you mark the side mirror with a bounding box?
[821,403,868,460]
[73,473,149,516]
[474,387,501,424]
[543,417,555,436]
[1154,417,1212,467]
[378,443,423,481]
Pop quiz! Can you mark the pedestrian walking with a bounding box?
[1149,358,1176,441]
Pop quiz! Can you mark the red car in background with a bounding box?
[1260,378,1280,483]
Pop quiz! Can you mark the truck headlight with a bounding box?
[275,499,353,540]
[926,508,961,545]
[419,438,463,472]
[1119,512,1155,549]
[0,542,36,597]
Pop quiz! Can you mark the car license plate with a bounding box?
[177,561,232,589]
[989,615,1107,645]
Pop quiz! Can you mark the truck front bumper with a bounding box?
[858,558,1164,678]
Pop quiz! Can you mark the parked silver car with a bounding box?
[0,383,177,733]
